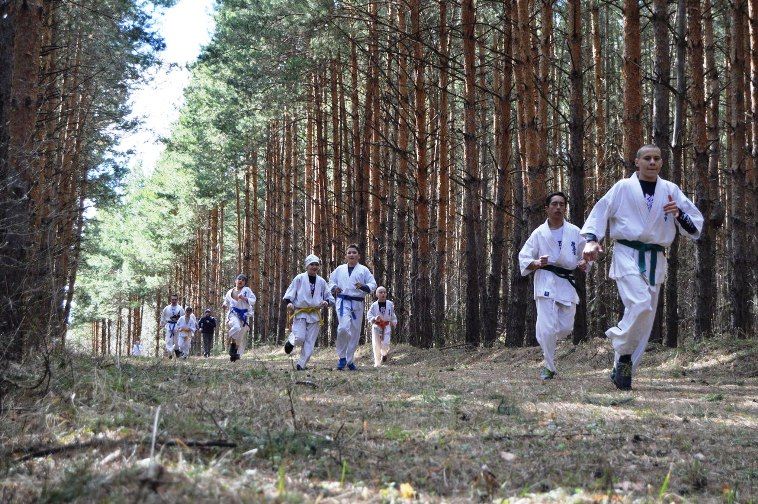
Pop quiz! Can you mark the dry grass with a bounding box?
[1,336,755,503]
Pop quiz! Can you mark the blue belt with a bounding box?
[617,239,665,285]
[167,322,177,336]
[231,307,248,327]
[337,294,365,319]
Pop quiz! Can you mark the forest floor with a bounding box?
[1,336,756,503]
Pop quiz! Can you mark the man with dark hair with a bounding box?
[223,274,256,362]
[328,244,377,370]
[160,294,184,359]
[582,144,703,390]
[519,192,588,380]
[198,308,217,358]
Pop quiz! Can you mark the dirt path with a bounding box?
[1,337,755,502]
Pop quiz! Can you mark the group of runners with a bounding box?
[158,144,703,391]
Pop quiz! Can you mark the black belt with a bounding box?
[542,265,577,293]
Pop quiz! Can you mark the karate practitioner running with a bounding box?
[160,294,184,359]
[367,286,398,367]
[131,339,144,357]
[175,307,198,359]
[582,145,703,390]
[223,274,256,362]
[519,192,588,380]
[283,255,335,370]
[328,244,377,370]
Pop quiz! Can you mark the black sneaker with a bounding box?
[296,364,304,371]
[612,355,633,390]
[229,342,238,362]
[284,341,294,354]
[539,366,556,380]
[174,349,182,358]
[382,355,388,363]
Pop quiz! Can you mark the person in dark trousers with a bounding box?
[198,308,217,358]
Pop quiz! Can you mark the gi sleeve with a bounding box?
[322,279,336,305]
[283,276,299,304]
[367,302,379,324]
[243,287,257,307]
[581,181,620,241]
[672,186,703,240]
[363,268,378,295]
[576,233,592,273]
[518,230,539,277]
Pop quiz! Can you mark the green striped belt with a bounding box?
[617,239,665,285]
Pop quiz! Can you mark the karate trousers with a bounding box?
[287,318,320,368]
[165,325,177,353]
[535,298,577,373]
[335,299,364,364]
[606,274,662,371]
[227,315,249,357]
[371,324,391,367]
[178,332,192,356]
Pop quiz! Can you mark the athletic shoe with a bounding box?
[296,364,304,371]
[347,362,357,371]
[382,355,388,363]
[174,349,181,358]
[539,366,555,380]
[284,341,294,354]
[612,355,632,390]
[229,342,238,362]
[337,357,347,370]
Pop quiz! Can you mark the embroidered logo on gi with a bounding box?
[544,291,550,297]
[571,241,576,255]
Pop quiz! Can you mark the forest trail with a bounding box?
[2,338,755,502]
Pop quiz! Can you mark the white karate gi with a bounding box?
[367,300,398,367]
[160,304,185,353]
[283,273,335,368]
[224,286,256,357]
[581,173,703,369]
[328,263,377,365]
[519,220,586,372]
[175,314,198,357]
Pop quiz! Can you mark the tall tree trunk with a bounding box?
[484,26,512,347]
[700,0,723,337]
[729,0,752,336]
[462,0,480,346]
[568,0,588,344]
[395,3,409,341]
[434,0,450,348]
[650,0,671,345]
[622,0,643,173]
[689,0,716,340]
[0,0,46,360]
[667,0,687,348]
[411,0,432,347]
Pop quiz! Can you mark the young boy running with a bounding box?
[223,274,256,362]
[328,244,377,370]
[367,286,398,367]
[283,255,335,370]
